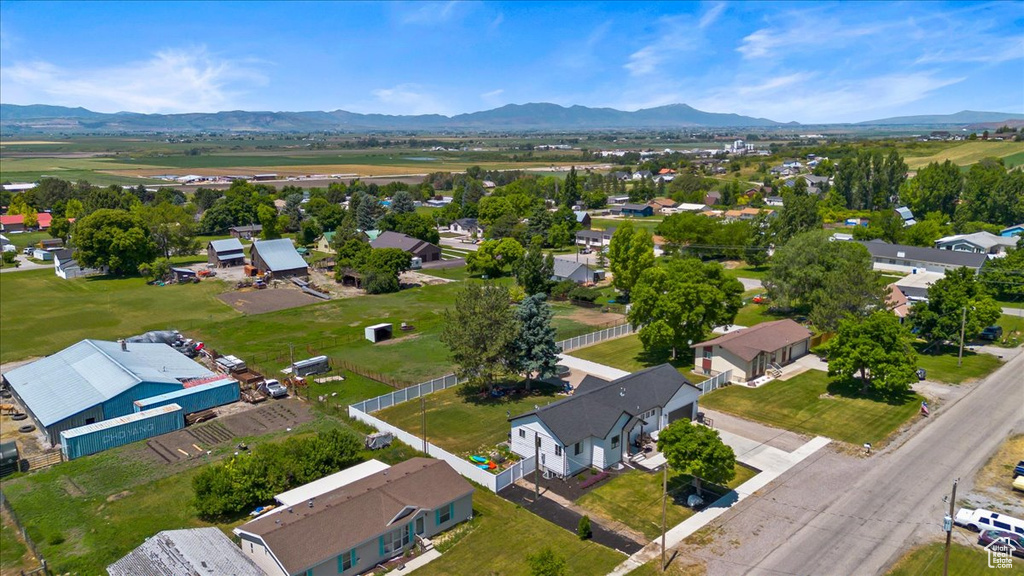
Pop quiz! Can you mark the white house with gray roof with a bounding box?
[2,340,216,445]
[934,231,1017,256]
[508,364,700,478]
[551,257,602,284]
[857,239,988,274]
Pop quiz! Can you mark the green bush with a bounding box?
[577,515,592,540]
[193,428,363,519]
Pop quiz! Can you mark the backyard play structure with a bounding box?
[470,455,498,470]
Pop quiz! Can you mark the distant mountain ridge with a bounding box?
[1,103,1020,133]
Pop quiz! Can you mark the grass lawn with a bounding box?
[416,265,475,281]
[0,517,29,571]
[576,464,757,540]
[886,541,1023,575]
[993,314,1024,348]
[416,488,623,576]
[0,414,415,575]
[375,382,565,456]
[723,262,769,280]
[569,334,703,381]
[593,217,660,235]
[630,557,706,576]
[0,269,238,363]
[996,298,1024,310]
[914,343,1004,384]
[699,370,922,445]
[732,302,794,328]
[297,370,395,412]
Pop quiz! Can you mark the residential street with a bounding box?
[686,349,1024,576]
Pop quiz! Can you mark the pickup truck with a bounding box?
[263,379,288,399]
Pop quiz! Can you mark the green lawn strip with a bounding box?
[415,488,623,576]
[724,263,769,280]
[699,371,922,445]
[375,382,564,456]
[913,343,1004,384]
[0,269,238,363]
[0,520,28,570]
[886,541,1023,575]
[417,266,474,281]
[592,217,660,234]
[732,302,795,328]
[569,334,701,380]
[993,314,1024,348]
[995,298,1024,310]
[576,464,755,540]
[3,231,51,251]
[297,370,396,412]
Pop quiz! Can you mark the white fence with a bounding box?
[349,373,462,414]
[556,323,634,353]
[348,405,536,492]
[697,370,732,395]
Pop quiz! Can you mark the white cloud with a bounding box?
[738,17,881,60]
[624,7,721,77]
[699,2,725,30]
[0,47,265,113]
[480,88,504,100]
[368,84,452,115]
[399,1,461,25]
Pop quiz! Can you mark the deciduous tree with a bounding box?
[467,237,525,278]
[74,208,158,275]
[657,421,736,497]
[608,222,654,298]
[910,267,1002,349]
[441,283,519,390]
[515,236,553,296]
[825,311,918,395]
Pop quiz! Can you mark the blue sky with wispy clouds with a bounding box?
[1,1,1021,122]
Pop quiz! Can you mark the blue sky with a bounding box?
[1,1,1021,123]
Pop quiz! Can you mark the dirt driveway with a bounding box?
[218,286,324,314]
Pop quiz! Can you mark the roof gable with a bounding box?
[691,319,810,361]
[251,239,307,271]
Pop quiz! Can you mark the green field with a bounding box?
[699,370,923,445]
[376,382,564,456]
[903,141,1024,170]
[416,488,624,576]
[576,464,757,540]
[0,268,239,363]
[914,344,1004,384]
[886,541,1024,575]
[592,217,661,235]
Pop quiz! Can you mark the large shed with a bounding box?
[208,238,246,267]
[249,238,308,278]
[2,339,216,445]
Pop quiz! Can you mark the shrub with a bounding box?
[577,515,592,540]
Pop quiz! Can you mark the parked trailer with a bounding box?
[133,378,239,415]
[60,404,184,460]
[292,355,330,377]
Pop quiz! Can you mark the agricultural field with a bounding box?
[902,141,1024,169]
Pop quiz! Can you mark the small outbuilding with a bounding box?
[208,238,246,267]
[230,224,263,239]
[364,323,393,343]
[621,203,654,217]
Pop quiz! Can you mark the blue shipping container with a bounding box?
[60,404,184,460]
[133,378,239,415]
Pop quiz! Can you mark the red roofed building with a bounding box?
[1,212,52,232]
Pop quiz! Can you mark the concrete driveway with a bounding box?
[0,255,52,273]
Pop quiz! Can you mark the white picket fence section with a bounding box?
[348,405,536,492]
[556,323,634,353]
[349,373,462,414]
[697,370,732,395]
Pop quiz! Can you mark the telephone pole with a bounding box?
[661,463,668,571]
[943,478,958,576]
[957,307,967,368]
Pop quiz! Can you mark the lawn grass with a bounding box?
[0,517,28,571]
[375,382,565,456]
[593,217,660,235]
[416,265,475,281]
[996,298,1024,310]
[732,302,794,328]
[993,314,1024,348]
[0,269,239,363]
[914,343,1004,384]
[576,464,757,540]
[298,370,395,412]
[416,488,624,576]
[569,334,702,380]
[723,262,769,280]
[699,370,922,445]
[886,541,1023,575]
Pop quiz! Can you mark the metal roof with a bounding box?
[857,240,988,269]
[250,238,307,272]
[61,404,182,439]
[274,459,391,507]
[2,340,214,426]
[107,527,264,576]
[552,258,588,279]
[209,238,245,255]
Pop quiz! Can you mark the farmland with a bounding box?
[902,140,1024,169]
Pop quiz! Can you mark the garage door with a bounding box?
[668,403,694,423]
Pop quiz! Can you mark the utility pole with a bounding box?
[534,433,541,503]
[420,396,427,454]
[943,478,958,576]
[957,306,967,368]
[661,463,668,571]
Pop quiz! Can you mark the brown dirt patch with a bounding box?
[564,305,625,327]
[106,490,132,502]
[973,434,1024,510]
[218,286,323,314]
[376,333,420,346]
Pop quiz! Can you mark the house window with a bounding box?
[436,503,453,524]
[703,348,712,359]
[380,525,412,556]
[519,429,526,438]
[574,442,582,456]
[338,549,358,572]
[555,445,562,456]
[611,435,620,449]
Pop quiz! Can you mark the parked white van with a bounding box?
[955,508,1024,536]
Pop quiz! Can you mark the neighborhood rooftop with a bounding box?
[107,527,264,576]
[856,240,989,269]
[510,364,697,447]
[370,230,435,253]
[209,237,245,256]
[691,319,812,362]
[250,238,307,272]
[236,457,473,575]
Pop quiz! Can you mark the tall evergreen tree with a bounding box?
[514,294,559,389]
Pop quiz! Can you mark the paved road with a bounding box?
[0,255,51,273]
[701,347,1024,575]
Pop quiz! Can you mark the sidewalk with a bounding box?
[558,353,631,381]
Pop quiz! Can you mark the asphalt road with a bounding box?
[695,349,1024,576]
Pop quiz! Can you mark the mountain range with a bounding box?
[1,103,1020,133]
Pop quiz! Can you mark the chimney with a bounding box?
[119,339,127,352]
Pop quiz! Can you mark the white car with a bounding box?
[264,379,288,398]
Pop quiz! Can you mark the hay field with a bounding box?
[904,141,1024,169]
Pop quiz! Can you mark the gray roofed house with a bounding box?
[208,238,246,267]
[107,527,264,576]
[2,340,215,445]
[370,231,441,262]
[551,257,600,284]
[234,458,473,576]
[576,227,616,247]
[857,240,988,274]
[230,224,263,239]
[249,239,308,278]
[509,364,701,477]
[450,218,482,235]
[933,231,1018,255]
